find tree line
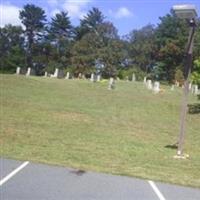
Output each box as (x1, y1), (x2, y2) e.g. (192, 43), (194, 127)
(0, 4), (200, 84)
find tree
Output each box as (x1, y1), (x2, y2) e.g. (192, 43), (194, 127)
(75, 7), (105, 40)
(49, 11), (73, 69)
(71, 33), (96, 76)
(128, 24), (157, 73)
(0, 25), (25, 73)
(155, 11), (188, 82)
(191, 58), (200, 86)
(19, 4), (46, 73)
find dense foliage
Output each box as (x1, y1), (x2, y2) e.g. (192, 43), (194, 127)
(0, 4), (200, 83)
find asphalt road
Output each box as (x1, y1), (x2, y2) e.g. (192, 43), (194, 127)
(0, 158), (200, 200)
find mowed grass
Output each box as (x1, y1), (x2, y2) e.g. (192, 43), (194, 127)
(0, 74), (200, 187)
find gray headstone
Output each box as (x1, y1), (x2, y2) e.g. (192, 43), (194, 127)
(153, 81), (160, 93)
(108, 77), (115, 90)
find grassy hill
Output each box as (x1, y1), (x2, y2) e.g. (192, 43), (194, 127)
(1, 74), (200, 187)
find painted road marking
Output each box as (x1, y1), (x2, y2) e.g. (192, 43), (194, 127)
(0, 161), (29, 186)
(148, 180), (166, 200)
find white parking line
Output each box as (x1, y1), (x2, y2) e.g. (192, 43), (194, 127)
(148, 180), (166, 200)
(0, 161), (29, 186)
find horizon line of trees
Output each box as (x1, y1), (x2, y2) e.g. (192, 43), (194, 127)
(0, 4), (200, 84)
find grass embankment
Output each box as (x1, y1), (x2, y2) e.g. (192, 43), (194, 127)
(0, 74), (200, 187)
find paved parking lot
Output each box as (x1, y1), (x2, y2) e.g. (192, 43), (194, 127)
(0, 157), (200, 200)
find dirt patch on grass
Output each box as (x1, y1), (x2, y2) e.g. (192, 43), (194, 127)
(53, 111), (90, 123)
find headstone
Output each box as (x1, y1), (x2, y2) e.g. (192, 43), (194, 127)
(82, 74), (86, 79)
(78, 73), (82, 79)
(143, 77), (147, 84)
(132, 73), (136, 82)
(54, 68), (59, 77)
(146, 80), (152, 90)
(90, 73), (94, 82)
(116, 77), (120, 81)
(65, 72), (70, 79)
(175, 81), (180, 87)
(97, 75), (101, 82)
(26, 68), (31, 76)
(50, 68), (59, 78)
(153, 81), (160, 93)
(44, 72), (48, 77)
(171, 85), (175, 91)
(189, 83), (192, 90)
(194, 85), (199, 95)
(126, 76), (129, 82)
(108, 77), (115, 90)
(16, 67), (21, 75)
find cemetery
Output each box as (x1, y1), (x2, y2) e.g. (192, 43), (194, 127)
(1, 2), (200, 193)
(1, 73), (200, 188)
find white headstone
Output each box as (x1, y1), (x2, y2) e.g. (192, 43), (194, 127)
(44, 72), (48, 77)
(65, 72), (70, 79)
(189, 83), (192, 90)
(171, 85), (175, 91)
(146, 80), (152, 90)
(153, 81), (160, 93)
(194, 85), (198, 95)
(132, 73), (136, 82)
(116, 77), (120, 81)
(175, 81), (180, 87)
(82, 74), (86, 79)
(143, 77), (147, 84)
(26, 68), (31, 76)
(16, 67), (21, 75)
(108, 77), (115, 90)
(78, 73), (82, 79)
(97, 75), (101, 82)
(90, 73), (94, 82)
(50, 68), (59, 78)
(54, 68), (58, 78)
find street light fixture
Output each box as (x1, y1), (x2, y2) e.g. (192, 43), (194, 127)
(172, 4), (198, 158)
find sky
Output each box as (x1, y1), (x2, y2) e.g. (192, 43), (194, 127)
(0, 0), (199, 36)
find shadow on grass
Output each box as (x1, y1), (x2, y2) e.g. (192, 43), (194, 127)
(165, 143), (178, 150)
(188, 103), (200, 114)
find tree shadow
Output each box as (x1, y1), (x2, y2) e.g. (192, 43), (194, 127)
(165, 143), (178, 150)
(188, 103), (200, 114)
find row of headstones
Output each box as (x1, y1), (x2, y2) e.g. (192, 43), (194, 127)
(16, 67), (199, 94)
(143, 77), (160, 94)
(16, 67), (32, 76)
(16, 67), (102, 81)
(17, 67), (115, 90)
(172, 81), (199, 95)
(16, 67), (133, 82)
(143, 76), (200, 95)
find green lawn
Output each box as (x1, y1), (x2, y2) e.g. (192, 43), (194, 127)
(0, 74), (200, 187)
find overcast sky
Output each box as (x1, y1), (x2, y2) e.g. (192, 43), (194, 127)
(0, 0), (199, 36)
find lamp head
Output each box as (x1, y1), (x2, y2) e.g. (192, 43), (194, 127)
(173, 4), (197, 19)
